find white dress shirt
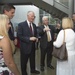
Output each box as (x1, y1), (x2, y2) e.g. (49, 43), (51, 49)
(27, 20), (34, 34)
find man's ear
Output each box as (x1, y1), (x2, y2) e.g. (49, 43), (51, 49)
(4, 10), (8, 13)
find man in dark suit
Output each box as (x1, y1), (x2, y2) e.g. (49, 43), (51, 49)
(17, 11), (40, 75)
(2, 4), (17, 51)
(38, 16), (56, 71)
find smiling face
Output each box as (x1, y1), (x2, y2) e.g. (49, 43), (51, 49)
(42, 16), (49, 26)
(4, 8), (15, 19)
(27, 11), (35, 23)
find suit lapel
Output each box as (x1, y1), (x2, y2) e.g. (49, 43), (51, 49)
(25, 21), (34, 36)
(25, 21), (30, 32)
(49, 25), (53, 40)
(42, 25), (45, 29)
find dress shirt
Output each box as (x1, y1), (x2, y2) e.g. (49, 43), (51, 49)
(27, 20), (34, 34)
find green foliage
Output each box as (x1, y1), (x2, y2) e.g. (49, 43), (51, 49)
(49, 17), (56, 25)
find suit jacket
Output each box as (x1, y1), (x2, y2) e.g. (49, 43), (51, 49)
(8, 22), (15, 41)
(17, 21), (37, 54)
(38, 25), (56, 49)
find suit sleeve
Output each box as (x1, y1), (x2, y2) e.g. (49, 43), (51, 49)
(8, 28), (15, 41)
(38, 26), (46, 36)
(53, 30), (64, 47)
(17, 23), (30, 43)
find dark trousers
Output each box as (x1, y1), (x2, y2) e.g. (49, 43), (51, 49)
(40, 41), (53, 67)
(20, 48), (35, 75)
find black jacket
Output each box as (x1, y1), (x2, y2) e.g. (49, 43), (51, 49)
(38, 25), (56, 49)
(17, 21), (37, 54)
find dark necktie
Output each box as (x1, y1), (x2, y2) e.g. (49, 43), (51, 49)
(30, 23), (32, 33)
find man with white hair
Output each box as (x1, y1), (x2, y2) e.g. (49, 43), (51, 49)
(38, 16), (56, 71)
(17, 11), (40, 75)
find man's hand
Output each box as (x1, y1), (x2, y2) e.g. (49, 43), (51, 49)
(36, 38), (38, 42)
(43, 26), (50, 32)
(14, 38), (17, 45)
(30, 37), (37, 41)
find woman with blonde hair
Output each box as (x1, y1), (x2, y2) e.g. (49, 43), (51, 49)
(0, 14), (20, 75)
(53, 17), (75, 75)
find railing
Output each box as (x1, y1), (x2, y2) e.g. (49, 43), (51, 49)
(54, 0), (69, 9)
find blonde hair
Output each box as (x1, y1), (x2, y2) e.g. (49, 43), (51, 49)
(0, 14), (9, 37)
(0, 14), (14, 53)
(62, 17), (73, 29)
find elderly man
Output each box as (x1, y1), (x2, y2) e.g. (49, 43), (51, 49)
(38, 16), (56, 71)
(17, 11), (40, 75)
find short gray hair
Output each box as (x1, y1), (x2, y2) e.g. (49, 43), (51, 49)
(27, 11), (34, 16)
(42, 16), (48, 21)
